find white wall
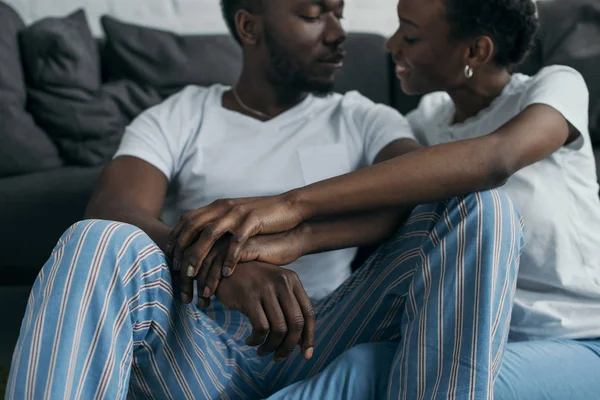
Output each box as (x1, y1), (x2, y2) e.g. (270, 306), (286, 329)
(3, 0), (400, 38)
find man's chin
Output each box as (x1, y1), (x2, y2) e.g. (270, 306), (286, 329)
(301, 79), (336, 97)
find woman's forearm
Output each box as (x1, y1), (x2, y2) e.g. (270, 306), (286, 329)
(289, 135), (508, 220)
(300, 208), (413, 255)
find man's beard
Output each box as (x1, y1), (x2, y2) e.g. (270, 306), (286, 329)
(263, 28), (335, 97)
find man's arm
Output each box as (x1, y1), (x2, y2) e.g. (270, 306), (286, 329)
(84, 156), (171, 253)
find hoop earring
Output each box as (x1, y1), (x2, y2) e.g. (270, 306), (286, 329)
(464, 65), (474, 79)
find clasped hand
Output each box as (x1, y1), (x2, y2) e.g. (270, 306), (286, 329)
(164, 195), (314, 361)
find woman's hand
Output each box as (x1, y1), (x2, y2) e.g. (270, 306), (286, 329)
(191, 227), (309, 305)
(166, 194), (305, 298)
(214, 261), (315, 362)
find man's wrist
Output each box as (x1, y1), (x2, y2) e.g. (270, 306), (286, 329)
(294, 222), (314, 256)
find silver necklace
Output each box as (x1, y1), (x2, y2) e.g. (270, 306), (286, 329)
(232, 86), (272, 119)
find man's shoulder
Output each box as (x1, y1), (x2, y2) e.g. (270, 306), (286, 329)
(160, 84), (219, 110)
(335, 90), (402, 116)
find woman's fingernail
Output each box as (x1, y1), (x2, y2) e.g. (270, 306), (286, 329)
(222, 267), (233, 277)
(187, 265), (195, 277)
(203, 287), (211, 298)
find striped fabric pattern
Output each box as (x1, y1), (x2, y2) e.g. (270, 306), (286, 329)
(7, 189), (523, 399)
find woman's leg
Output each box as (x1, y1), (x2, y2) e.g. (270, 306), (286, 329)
(266, 343), (396, 400)
(6, 220), (266, 400)
(267, 190), (524, 399)
(495, 338), (600, 399)
(266, 338), (600, 399)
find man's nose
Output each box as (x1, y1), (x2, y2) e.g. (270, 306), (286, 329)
(324, 14), (346, 46)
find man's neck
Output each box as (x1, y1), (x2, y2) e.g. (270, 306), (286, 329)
(227, 68), (309, 120)
(447, 68), (511, 124)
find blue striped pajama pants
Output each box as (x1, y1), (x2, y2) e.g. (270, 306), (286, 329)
(7, 189), (524, 400)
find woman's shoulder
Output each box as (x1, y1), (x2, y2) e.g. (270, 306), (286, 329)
(513, 65), (588, 100)
(529, 65), (585, 82)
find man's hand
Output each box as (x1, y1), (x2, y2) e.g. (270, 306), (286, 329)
(193, 227), (308, 304)
(166, 194), (304, 298)
(214, 261), (315, 362)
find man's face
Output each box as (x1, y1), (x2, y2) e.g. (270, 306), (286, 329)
(260, 0), (346, 96)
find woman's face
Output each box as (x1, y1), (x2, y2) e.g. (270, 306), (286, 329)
(386, 0), (471, 95)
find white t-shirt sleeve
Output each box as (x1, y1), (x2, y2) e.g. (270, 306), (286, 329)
(343, 91), (416, 165)
(406, 91), (450, 146)
(113, 86), (206, 180)
(520, 65), (590, 148)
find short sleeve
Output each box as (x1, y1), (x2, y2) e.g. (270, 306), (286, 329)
(343, 91), (416, 165)
(406, 92), (452, 146)
(113, 85), (207, 180)
(520, 66), (590, 149)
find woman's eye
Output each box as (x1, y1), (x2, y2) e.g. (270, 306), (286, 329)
(301, 15), (321, 22)
(404, 36), (419, 45)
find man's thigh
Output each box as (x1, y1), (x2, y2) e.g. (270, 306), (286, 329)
(495, 338), (600, 400)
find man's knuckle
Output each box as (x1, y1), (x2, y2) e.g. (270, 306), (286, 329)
(256, 324), (269, 335)
(272, 324), (288, 336)
(291, 316), (305, 331)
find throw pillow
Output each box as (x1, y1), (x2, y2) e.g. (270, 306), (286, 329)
(19, 9), (162, 166)
(100, 15), (242, 96)
(0, 1), (62, 177)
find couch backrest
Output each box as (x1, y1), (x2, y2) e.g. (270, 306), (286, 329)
(97, 33), (394, 107)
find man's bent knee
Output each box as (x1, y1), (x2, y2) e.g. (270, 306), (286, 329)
(52, 219), (165, 276)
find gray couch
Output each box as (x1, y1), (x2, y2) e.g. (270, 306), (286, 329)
(1, 0), (599, 366)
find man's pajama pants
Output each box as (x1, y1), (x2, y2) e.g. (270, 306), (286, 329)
(7, 189), (524, 399)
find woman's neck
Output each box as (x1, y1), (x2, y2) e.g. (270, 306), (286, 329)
(447, 69), (512, 124)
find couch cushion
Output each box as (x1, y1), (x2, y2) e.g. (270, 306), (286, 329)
(334, 33), (393, 105)
(101, 15), (242, 97)
(100, 17), (393, 105)
(19, 10), (162, 166)
(536, 0), (600, 144)
(0, 166), (104, 284)
(0, 1), (62, 177)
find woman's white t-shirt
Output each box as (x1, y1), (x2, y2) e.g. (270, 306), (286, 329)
(407, 65), (600, 340)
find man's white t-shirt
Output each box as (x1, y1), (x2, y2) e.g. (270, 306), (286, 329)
(115, 84), (414, 300)
(407, 66), (600, 340)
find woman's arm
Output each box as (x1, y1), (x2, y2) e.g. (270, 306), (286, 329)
(291, 104), (572, 219)
(170, 103), (575, 274)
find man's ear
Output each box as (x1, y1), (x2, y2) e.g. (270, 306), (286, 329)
(464, 35), (495, 68)
(235, 9), (263, 45)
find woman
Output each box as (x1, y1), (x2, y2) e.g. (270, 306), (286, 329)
(171, 0), (600, 397)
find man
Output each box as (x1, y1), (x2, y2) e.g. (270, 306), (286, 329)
(7, 0), (523, 398)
